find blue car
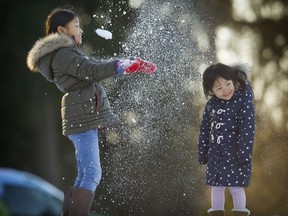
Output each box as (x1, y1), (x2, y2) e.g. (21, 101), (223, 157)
(0, 167), (63, 216)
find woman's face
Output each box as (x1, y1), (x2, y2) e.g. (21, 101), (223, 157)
(211, 76), (235, 100)
(61, 17), (83, 45)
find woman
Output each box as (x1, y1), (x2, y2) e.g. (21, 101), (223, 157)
(27, 7), (156, 216)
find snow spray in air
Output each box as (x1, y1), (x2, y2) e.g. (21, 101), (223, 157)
(97, 0), (214, 215)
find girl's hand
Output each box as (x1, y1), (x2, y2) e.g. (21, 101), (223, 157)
(116, 59), (140, 74)
(116, 57), (157, 75)
(135, 57), (157, 74)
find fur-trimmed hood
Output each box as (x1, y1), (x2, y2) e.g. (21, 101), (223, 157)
(26, 33), (74, 79)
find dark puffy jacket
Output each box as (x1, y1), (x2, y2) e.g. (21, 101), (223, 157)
(27, 33), (120, 136)
(198, 81), (255, 187)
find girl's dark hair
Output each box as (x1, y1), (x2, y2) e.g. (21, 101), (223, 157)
(45, 8), (77, 35)
(202, 63), (247, 99)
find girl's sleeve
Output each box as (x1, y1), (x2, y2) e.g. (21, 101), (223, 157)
(237, 81), (256, 163)
(198, 104), (210, 164)
(54, 47), (118, 82)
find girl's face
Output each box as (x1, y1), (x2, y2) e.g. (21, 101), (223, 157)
(211, 76), (235, 100)
(61, 17), (83, 45)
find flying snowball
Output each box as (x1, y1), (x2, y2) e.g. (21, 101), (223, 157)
(95, 28), (112, 40)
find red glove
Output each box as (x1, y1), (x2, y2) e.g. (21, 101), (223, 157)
(135, 58), (157, 74)
(116, 58), (157, 75)
(116, 59), (140, 74)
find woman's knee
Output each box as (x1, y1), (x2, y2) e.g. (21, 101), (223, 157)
(86, 166), (102, 183)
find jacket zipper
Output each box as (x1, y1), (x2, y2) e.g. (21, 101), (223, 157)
(95, 93), (99, 112)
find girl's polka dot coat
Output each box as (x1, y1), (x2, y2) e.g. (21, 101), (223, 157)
(198, 80), (255, 187)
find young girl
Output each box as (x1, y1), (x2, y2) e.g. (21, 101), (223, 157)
(27, 7), (156, 216)
(198, 63), (255, 216)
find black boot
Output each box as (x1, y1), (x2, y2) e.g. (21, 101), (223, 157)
(69, 187), (95, 216)
(61, 186), (72, 216)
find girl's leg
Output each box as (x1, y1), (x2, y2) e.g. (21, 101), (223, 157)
(68, 129), (102, 192)
(73, 149), (84, 188)
(229, 187), (246, 210)
(211, 186), (226, 210)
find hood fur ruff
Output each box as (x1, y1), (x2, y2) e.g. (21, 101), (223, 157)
(27, 33), (74, 72)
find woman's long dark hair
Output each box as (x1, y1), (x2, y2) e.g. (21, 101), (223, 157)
(45, 8), (77, 35)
